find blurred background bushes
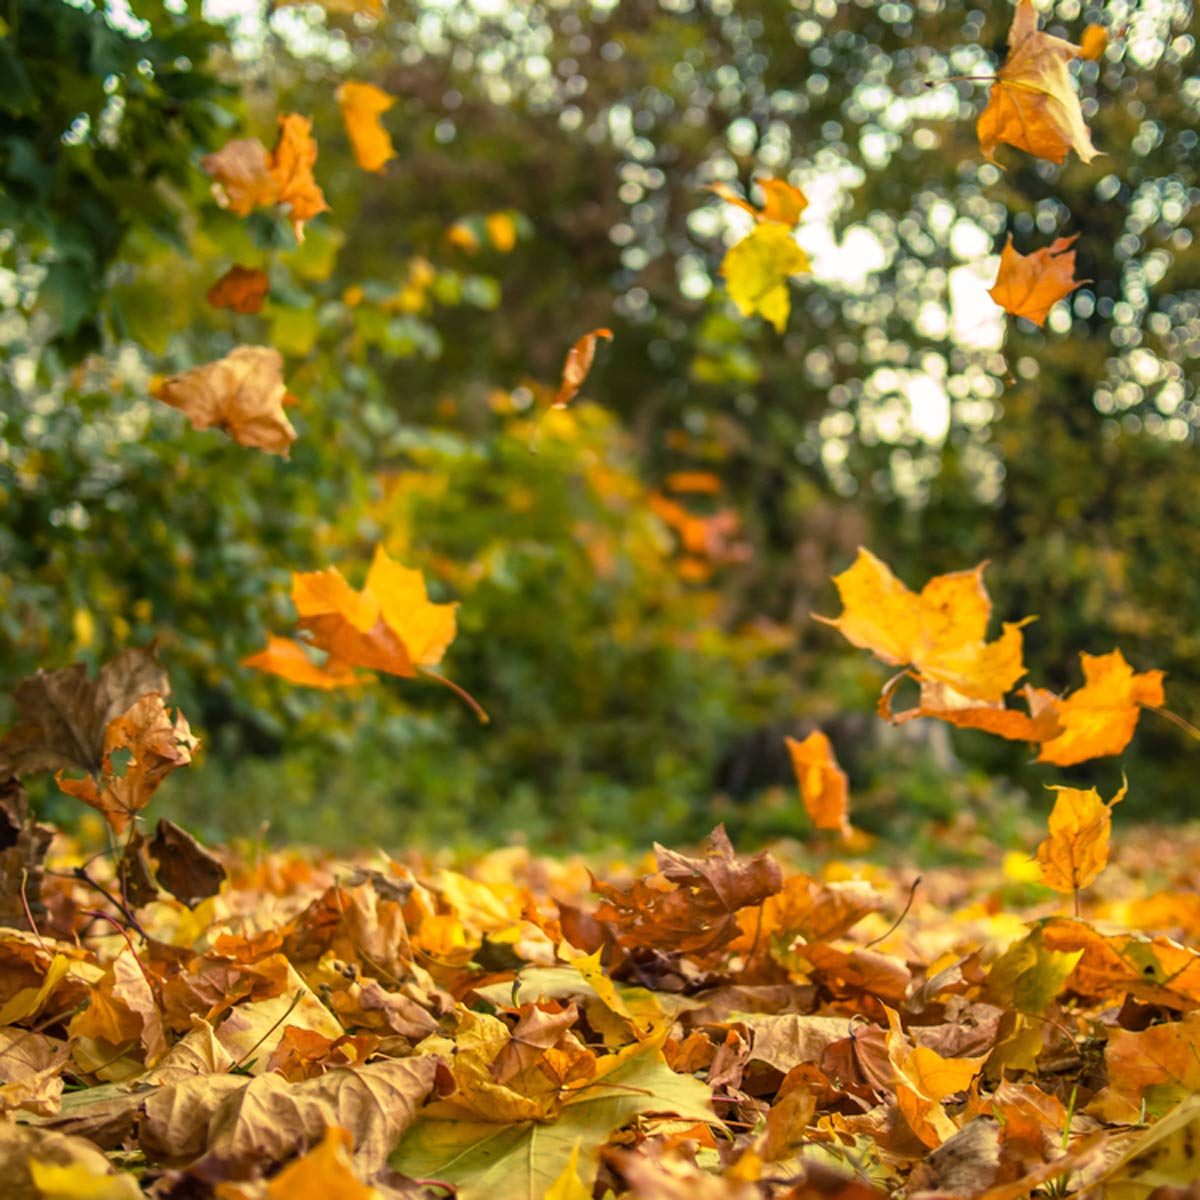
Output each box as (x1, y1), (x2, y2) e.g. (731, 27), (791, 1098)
(1, 0), (1197, 847)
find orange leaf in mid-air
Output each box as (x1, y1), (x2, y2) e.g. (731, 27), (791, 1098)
(988, 235), (1085, 326)
(152, 347), (298, 457)
(269, 114), (329, 242)
(248, 547), (486, 719)
(554, 328), (613, 409)
(202, 114), (328, 242)
(883, 677), (1062, 744)
(241, 635), (360, 691)
(709, 176), (808, 227)
(1035, 781), (1126, 895)
(337, 82), (396, 174)
(1037, 650), (1165, 766)
(976, 0), (1100, 165)
(55, 695), (197, 836)
(815, 548), (1031, 704)
(1079, 24), (1108, 61)
(786, 731), (850, 838)
(206, 266), (269, 315)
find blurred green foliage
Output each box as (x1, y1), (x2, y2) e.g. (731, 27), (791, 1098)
(2, 0), (1198, 846)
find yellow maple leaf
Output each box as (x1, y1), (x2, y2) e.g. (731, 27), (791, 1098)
(721, 223), (809, 332)
(1035, 781), (1126, 895)
(785, 730), (850, 838)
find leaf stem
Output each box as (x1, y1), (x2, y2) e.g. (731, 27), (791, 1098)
(1148, 705), (1200, 744)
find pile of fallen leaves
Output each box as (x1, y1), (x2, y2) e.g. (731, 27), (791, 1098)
(2, 809), (1200, 1199)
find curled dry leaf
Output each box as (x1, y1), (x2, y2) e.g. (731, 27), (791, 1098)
(721, 222), (809, 332)
(554, 328), (613, 409)
(152, 346), (298, 457)
(202, 114), (328, 242)
(976, 0), (1100, 165)
(337, 81), (396, 173)
(206, 265), (270, 314)
(988, 235), (1086, 326)
(55, 694), (197, 836)
(785, 730), (850, 838)
(815, 548), (1030, 705)
(150, 818), (227, 907)
(0, 646), (167, 779)
(708, 175), (808, 226)
(1035, 781), (1126, 895)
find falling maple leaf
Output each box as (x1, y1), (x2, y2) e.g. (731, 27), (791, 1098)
(988, 235), (1086, 326)
(1035, 781), (1126, 896)
(202, 114), (328, 242)
(55, 694), (197, 836)
(1079, 24), (1108, 61)
(976, 0), (1100, 165)
(709, 176), (808, 226)
(815, 548), (1031, 704)
(152, 346), (298, 457)
(554, 328), (613, 409)
(206, 266), (270, 315)
(785, 730), (850, 838)
(337, 81), (396, 173)
(248, 547), (486, 720)
(721, 223), (809, 332)
(1037, 649), (1165, 765)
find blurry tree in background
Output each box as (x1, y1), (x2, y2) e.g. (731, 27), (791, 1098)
(0, 0), (1196, 846)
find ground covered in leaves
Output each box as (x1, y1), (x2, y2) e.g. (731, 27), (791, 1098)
(3, 816), (1200, 1200)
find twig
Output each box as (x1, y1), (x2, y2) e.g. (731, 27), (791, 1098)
(864, 875), (922, 949)
(65, 866), (148, 939)
(1149, 705), (1200, 744)
(19, 868), (48, 953)
(232, 989), (305, 1070)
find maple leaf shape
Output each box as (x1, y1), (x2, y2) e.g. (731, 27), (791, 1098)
(1037, 649), (1165, 766)
(1035, 781), (1126, 894)
(337, 81), (396, 173)
(249, 547), (486, 719)
(977, 0), (1100, 165)
(988, 234), (1086, 326)
(785, 730), (850, 838)
(709, 176), (808, 226)
(721, 223), (809, 332)
(554, 328), (613, 409)
(55, 694), (197, 836)
(152, 346), (298, 457)
(206, 266), (269, 315)
(815, 548), (1030, 704)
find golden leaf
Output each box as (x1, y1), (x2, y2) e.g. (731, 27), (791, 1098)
(337, 82), (396, 174)
(977, 0), (1100, 165)
(709, 176), (808, 226)
(721, 223), (809, 332)
(152, 346), (298, 457)
(1035, 781), (1126, 894)
(988, 235), (1085, 326)
(206, 266), (270, 315)
(785, 730), (850, 837)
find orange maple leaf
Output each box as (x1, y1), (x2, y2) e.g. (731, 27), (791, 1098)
(152, 347), (298, 457)
(206, 266), (270, 315)
(708, 176), (808, 227)
(976, 0), (1100, 165)
(989, 235), (1086, 326)
(1037, 649), (1165, 766)
(1035, 781), (1126, 895)
(247, 547), (486, 720)
(554, 328), (613, 409)
(337, 82), (396, 173)
(815, 548), (1031, 704)
(56, 694), (197, 836)
(786, 730), (850, 838)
